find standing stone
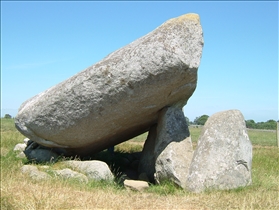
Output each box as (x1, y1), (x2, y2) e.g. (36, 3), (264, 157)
(15, 13), (203, 157)
(154, 106), (193, 189)
(139, 106), (193, 188)
(138, 125), (157, 182)
(187, 110), (252, 193)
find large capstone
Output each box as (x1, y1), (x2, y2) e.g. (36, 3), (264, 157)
(15, 13), (203, 156)
(187, 110), (253, 193)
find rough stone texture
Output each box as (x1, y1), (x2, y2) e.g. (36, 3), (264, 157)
(16, 151), (26, 159)
(14, 143), (28, 159)
(14, 143), (27, 152)
(21, 165), (50, 181)
(139, 106), (193, 188)
(154, 107), (193, 188)
(63, 160), (114, 181)
(24, 138), (30, 144)
(24, 141), (59, 163)
(124, 179), (149, 191)
(138, 125), (157, 182)
(54, 168), (88, 183)
(14, 13), (203, 156)
(187, 110), (252, 193)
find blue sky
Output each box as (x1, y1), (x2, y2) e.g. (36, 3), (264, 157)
(1, 1), (278, 122)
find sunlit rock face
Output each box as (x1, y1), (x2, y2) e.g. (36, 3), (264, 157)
(15, 13), (203, 156)
(187, 110), (253, 193)
(138, 106), (194, 188)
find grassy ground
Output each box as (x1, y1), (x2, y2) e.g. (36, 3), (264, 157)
(1, 118), (278, 209)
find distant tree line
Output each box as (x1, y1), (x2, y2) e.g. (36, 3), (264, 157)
(187, 115), (278, 130)
(185, 115), (209, 126)
(245, 119), (277, 130)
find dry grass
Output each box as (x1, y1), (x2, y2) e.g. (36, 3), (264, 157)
(1, 119), (278, 209)
(1, 178), (200, 210)
(1, 171), (278, 210)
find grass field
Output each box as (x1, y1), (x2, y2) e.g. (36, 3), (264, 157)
(1, 118), (278, 209)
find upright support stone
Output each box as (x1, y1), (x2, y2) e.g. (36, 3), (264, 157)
(138, 106), (193, 188)
(154, 106), (193, 189)
(138, 125), (157, 183)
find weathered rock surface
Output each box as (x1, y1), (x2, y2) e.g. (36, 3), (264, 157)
(14, 142), (27, 159)
(139, 106), (193, 188)
(14, 143), (27, 152)
(63, 160), (114, 181)
(20, 160), (113, 182)
(187, 110), (252, 193)
(154, 107), (193, 188)
(24, 141), (59, 163)
(124, 179), (149, 191)
(21, 165), (50, 181)
(54, 168), (88, 183)
(15, 13), (203, 156)
(138, 125), (157, 182)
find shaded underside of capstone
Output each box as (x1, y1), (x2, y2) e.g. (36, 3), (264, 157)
(15, 13), (203, 156)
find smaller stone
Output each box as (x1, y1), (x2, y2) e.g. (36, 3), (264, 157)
(39, 165), (50, 169)
(16, 151), (26, 159)
(63, 160), (114, 182)
(23, 138), (30, 144)
(24, 148), (59, 163)
(124, 179), (149, 191)
(14, 143), (27, 152)
(21, 165), (50, 181)
(24, 141), (59, 163)
(54, 168), (88, 183)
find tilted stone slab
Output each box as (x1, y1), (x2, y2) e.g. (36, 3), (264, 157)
(15, 13), (203, 156)
(187, 110), (252, 193)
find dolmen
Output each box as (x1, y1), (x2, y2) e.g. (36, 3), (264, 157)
(14, 13), (253, 192)
(15, 13), (204, 157)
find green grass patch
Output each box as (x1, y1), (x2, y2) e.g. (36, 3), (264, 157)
(130, 132), (148, 142)
(147, 180), (185, 196)
(1, 118), (16, 132)
(247, 129), (277, 146)
(189, 126), (277, 147)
